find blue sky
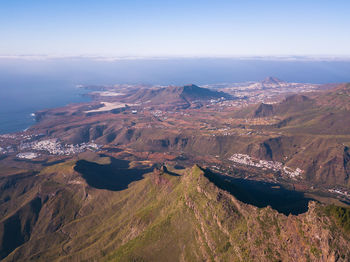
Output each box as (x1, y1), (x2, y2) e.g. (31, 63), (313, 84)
(1, 0), (349, 57)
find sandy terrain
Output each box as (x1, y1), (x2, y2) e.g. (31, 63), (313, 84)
(84, 102), (136, 113)
(92, 91), (125, 97)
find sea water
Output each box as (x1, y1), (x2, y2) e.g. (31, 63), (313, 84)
(1, 57), (350, 134)
(0, 79), (90, 134)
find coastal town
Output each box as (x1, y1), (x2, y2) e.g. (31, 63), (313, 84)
(0, 133), (100, 159)
(205, 77), (321, 104)
(228, 153), (304, 179)
(0, 80), (348, 208)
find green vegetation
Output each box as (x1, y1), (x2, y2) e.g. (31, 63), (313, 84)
(325, 204), (350, 234)
(310, 246), (321, 258)
(1, 160), (350, 261)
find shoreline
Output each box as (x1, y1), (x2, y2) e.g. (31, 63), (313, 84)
(0, 89), (91, 135)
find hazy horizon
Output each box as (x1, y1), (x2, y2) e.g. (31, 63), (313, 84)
(2, 55), (350, 61)
(2, 57), (350, 85)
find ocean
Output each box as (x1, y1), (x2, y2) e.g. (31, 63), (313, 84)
(1, 57), (350, 134)
(0, 78), (90, 134)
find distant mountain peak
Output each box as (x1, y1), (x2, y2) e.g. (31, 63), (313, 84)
(262, 76), (285, 85)
(180, 84), (232, 100)
(183, 84), (199, 88)
(122, 84), (232, 110)
(181, 84), (202, 93)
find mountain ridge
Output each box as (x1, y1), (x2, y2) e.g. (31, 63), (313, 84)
(1, 159), (349, 261)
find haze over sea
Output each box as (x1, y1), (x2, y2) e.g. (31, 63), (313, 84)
(1, 57), (350, 134)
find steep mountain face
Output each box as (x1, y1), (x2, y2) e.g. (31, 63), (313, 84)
(0, 161), (349, 261)
(228, 85), (349, 187)
(252, 94), (314, 118)
(123, 84), (232, 106)
(253, 103), (274, 117)
(251, 84), (350, 133)
(179, 84), (232, 100)
(248, 136), (350, 187)
(316, 83), (350, 110)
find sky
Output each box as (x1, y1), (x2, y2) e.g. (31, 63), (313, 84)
(1, 0), (350, 57)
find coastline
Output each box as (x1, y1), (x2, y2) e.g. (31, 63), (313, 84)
(0, 87), (91, 135)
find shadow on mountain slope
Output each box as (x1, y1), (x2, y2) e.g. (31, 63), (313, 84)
(204, 169), (314, 215)
(0, 197), (42, 259)
(74, 157), (153, 191)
